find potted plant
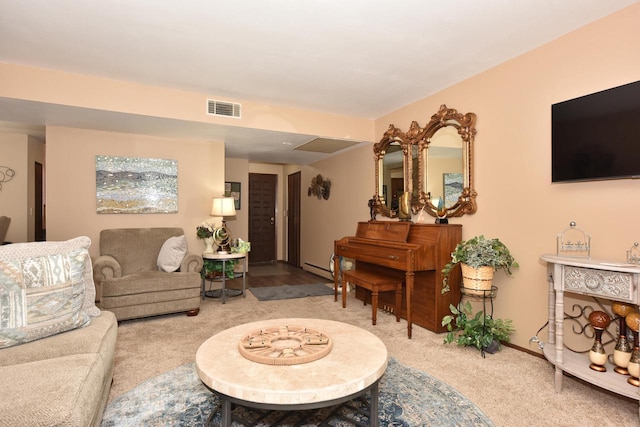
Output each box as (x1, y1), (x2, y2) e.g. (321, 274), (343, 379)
(442, 301), (515, 353)
(441, 235), (518, 294)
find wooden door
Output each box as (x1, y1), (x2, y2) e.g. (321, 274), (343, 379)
(249, 173), (277, 264)
(287, 171), (301, 267)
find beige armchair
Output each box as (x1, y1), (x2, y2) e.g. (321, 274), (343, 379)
(93, 227), (203, 321)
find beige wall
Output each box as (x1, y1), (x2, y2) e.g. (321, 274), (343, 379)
(0, 134), (27, 242)
(45, 126), (225, 258)
(302, 144), (374, 278)
(0, 63), (374, 143)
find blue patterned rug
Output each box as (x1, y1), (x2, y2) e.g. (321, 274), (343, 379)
(102, 358), (494, 426)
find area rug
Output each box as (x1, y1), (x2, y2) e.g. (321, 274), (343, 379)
(248, 266), (291, 277)
(249, 283), (334, 301)
(101, 358), (494, 427)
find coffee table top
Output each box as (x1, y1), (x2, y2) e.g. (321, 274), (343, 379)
(195, 318), (388, 405)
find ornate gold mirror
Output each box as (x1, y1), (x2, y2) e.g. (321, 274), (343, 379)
(373, 104), (477, 219)
(373, 127), (409, 218)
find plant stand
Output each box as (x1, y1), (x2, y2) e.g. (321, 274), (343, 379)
(461, 285), (498, 357)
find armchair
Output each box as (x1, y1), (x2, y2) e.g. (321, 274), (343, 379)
(93, 227), (203, 321)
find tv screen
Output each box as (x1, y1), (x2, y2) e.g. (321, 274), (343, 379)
(551, 80), (640, 183)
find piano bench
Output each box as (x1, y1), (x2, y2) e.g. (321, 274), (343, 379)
(342, 270), (403, 326)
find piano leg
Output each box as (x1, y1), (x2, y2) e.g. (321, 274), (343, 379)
(333, 254), (340, 302)
(405, 272), (414, 339)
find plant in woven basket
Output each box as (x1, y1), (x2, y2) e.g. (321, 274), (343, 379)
(441, 235), (518, 294)
(442, 301), (515, 353)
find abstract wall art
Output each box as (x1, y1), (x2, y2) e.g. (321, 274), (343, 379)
(96, 155), (178, 214)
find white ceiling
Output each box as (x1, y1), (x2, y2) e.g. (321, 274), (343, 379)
(0, 0), (636, 164)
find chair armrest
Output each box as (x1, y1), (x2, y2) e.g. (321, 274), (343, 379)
(92, 255), (122, 282)
(181, 252), (203, 273)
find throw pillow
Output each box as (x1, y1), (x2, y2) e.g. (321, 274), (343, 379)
(157, 235), (187, 272)
(0, 248), (91, 349)
(0, 236), (100, 317)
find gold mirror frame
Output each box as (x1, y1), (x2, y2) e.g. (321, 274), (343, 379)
(373, 104), (477, 219)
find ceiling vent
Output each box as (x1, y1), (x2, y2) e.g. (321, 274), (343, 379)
(207, 99), (241, 118)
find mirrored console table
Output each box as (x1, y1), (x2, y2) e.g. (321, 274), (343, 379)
(540, 255), (640, 409)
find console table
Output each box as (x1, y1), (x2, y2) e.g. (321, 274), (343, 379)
(540, 255), (640, 407)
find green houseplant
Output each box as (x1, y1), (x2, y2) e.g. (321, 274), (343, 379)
(442, 301), (515, 353)
(441, 235), (519, 294)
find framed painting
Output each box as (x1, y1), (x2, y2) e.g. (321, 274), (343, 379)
(443, 173), (463, 208)
(96, 155), (178, 214)
(225, 181), (241, 210)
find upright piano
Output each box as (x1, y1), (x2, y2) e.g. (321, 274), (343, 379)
(334, 221), (462, 337)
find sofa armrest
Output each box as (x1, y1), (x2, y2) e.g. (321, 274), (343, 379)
(181, 252), (203, 273)
(93, 255), (122, 281)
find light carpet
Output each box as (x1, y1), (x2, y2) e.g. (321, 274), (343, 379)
(101, 358), (494, 426)
(107, 288), (640, 426)
(249, 283), (334, 301)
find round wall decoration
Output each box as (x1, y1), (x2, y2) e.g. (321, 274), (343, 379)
(238, 325), (332, 365)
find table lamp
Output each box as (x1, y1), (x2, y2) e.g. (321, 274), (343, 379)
(210, 196), (236, 253)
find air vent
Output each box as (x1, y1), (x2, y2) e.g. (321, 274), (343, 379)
(207, 99), (241, 118)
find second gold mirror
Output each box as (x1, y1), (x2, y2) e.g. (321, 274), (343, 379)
(373, 104), (477, 219)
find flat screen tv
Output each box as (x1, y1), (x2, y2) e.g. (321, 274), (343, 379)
(551, 80), (640, 183)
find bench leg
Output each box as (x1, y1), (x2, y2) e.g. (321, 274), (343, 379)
(342, 280), (348, 308)
(371, 290), (378, 325)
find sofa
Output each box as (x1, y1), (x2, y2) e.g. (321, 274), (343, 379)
(0, 237), (118, 427)
(93, 227), (203, 321)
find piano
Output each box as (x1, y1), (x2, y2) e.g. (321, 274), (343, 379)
(334, 221), (462, 338)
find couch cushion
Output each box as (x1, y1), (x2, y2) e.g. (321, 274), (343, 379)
(0, 311), (117, 367)
(101, 271), (201, 297)
(157, 235), (187, 272)
(0, 249), (91, 349)
(0, 236), (100, 316)
(0, 353), (107, 427)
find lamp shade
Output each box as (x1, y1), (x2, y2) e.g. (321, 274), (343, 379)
(211, 197), (236, 217)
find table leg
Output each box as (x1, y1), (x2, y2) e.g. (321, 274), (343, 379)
(242, 256), (246, 298)
(221, 398), (231, 427)
(221, 259), (227, 304)
(370, 381), (379, 427)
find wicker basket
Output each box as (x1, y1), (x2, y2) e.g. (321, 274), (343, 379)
(461, 264), (494, 296)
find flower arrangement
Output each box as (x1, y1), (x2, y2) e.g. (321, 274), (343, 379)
(196, 221), (214, 239)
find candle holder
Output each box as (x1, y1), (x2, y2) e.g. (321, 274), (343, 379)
(625, 312), (640, 387)
(612, 302), (635, 375)
(588, 311), (611, 372)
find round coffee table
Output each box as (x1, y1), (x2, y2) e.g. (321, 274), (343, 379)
(195, 318), (388, 426)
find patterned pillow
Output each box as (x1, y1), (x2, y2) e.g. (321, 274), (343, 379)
(0, 237), (99, 317)
(0, 248), (91, 349)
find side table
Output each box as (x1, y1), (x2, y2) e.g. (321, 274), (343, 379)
(202, 252), (247, 304)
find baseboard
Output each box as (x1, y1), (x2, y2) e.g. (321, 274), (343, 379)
(303, 262), (333, 281)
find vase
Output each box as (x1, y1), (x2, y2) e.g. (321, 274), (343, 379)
(626, 312), (640, 387)
(588, 311), (611, 372)
(203, 237), (215, 254)
(612, 302), (634, 375)
(461, 264), (494, 296)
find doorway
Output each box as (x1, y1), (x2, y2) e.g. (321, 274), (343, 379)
(287, 171), (301, 267)
(248, 173), (277, 264)
(35, 162), (45, 241)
